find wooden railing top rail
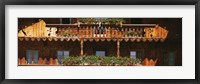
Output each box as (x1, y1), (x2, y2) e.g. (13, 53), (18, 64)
(46, 24), (157, 27)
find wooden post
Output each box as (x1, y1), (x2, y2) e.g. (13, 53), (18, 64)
(80, 40), (84, 56)
(117, 40), (120, 57)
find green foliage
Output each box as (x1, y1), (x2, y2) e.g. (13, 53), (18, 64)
(78, 18), (126, 24)
(63, 55), (141, 66)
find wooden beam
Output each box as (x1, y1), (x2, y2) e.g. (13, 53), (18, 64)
(80, 40), (84, 56)
(117, 40), (120, 57)
(46, 24), (157, 27)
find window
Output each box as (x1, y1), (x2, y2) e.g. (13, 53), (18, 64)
(57, 50), (69, 64)
(130, 50), (143, 59)
(168, 52), (175, 66)
(130, 51), (136, 59)
(26, 50), (38, 64)
(163, 51), (176, 66)
(96, 51), (105, 56)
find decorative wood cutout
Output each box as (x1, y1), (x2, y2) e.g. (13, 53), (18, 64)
(72, 38), (76, 42)
(19, 20), (48, 37)
(19, 38), (24, 41)
(25, 38), (29, 41)
(107, 39), (111, 42)
(60, 38), (64, 41)
(160, 38), (165, 42)
(136, 38), (141, 42)
(31, 38), (35, 41)
(36, 38), (41, 41)
(84, 39), (87, 42)
(142, 38), (147, 42)
(89, 39), (93, 42)
(66, 38), (70, 41)
(42, 38), (47, 41)
(118, 39), (123, 42)
(112, 39), (117, 41)
(130, 38), (136, 42)
(95, 39), (100, 42)
(54, 38), (58, 41)
(124, 38), (129, 42)
(48, 38), (53, 41)
(147, 38), (153, 42)
(154, 38), (159, 42)
(101, 39), (105, 42)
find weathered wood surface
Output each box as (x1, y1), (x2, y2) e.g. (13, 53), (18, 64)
(18, 20), (168, 41)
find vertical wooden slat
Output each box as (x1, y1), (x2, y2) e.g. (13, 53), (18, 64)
(80, 40), (84, 56)
(90, 26), (93, 38)
(117, 40), (120, 57)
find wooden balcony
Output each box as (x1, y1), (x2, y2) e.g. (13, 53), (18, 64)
(18, 20), (168, 42)
(17, 20), (170, 57)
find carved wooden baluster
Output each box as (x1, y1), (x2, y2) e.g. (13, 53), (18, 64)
(84, 27), (86, 37)
(33, 23), (35, 37)
(95, 26), (98, 37)
(70, 27), (73, 37)
(93, 26), (95, 37)
(118, 28), (120, 38)
(90, 26), (93, 38)
(102, 26), (104, 37)
(115, 28), (117, 38)
(87, 26), (90, 38)
(113, 28), (116, 38)
(128, 28), (130, 37)
(66, 27), (69, 37)
(141, 28), (143, 37)
(110, 27), (112, 38)
(101, 27), (104, 37)
(35, 22), (37, 37)
(103, 26), (106, 37)
(79, 27), (83, 38)
(85, 26), (88, 38)
(124, 27), (127, 37)
(107, 26), (110, 38)
(160, 27), (162, 38)
(111, 28), (115, 38)
(83, 26), (86, 37)
(136, 28), (139, 37)
(82, 27), (84, 38)
(78, 27), (80, 37)
(76, 27), (79, 37)
(37, 22), (40, 37)
(160, 27), (163, 38)
(154, 26), (157, 38)
(36, 22), (39, 37)
(35, 21), (38, 36)
(96, 26), (99, 37)
(71, 26), (74, 37)
(50, 27), (55, 37)
(100, 27), (102, 37)
(115, 28), (118, 38)
(59, 28), (62, 37)
(158, 27), (161, 38)
(74, 26), (77, 37)
(144, 28), (147, 38)
(121, 28), (124, 37)
(119, 29), (122, 38)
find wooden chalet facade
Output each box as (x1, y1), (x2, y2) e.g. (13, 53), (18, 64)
(18, 18), (182, 66)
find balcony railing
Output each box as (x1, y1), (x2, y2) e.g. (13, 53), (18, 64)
(18, 20), (168, 42)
